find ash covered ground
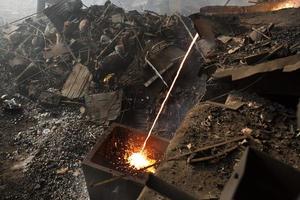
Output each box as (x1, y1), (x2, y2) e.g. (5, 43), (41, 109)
(1, 1), (300, 200)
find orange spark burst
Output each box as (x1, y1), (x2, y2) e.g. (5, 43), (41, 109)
(127, 152), (156, 173)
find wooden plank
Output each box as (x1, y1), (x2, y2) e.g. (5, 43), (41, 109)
(62, 63), (91, 99)
(69, 66), (88, 98)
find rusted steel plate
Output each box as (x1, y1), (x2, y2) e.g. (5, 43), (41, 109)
(85, 90), (123, 123)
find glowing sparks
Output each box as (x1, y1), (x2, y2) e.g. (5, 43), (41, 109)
(127, 152), (156, 173)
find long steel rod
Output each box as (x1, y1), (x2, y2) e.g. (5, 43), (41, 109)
(141, 33), (199, 151)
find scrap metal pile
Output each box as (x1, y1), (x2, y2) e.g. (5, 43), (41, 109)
(190, 5), (300, 101)
(139, 4), (300, 200)
(0, 0), (193, 125)
(1, 0), (300, 200)
(0, 1), (203, 200)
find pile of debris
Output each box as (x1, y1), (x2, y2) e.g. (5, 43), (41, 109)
(0, 1), (205, 200)
(189, 5), (300, 103)
(139, 92), (300, 199)
(139, 4), (300, 200)
(1, 0), (300, 200)
(0, 0), (195, 124)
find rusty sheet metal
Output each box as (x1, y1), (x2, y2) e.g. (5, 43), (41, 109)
(85, 90), (123, 122)
(144, 45), (185, 87)
(220, 147), (300, 200)
(82, 123), (169, 200)
(190, 16), (215, 42)
(213, 54), (300, 81)
(61, 63), (91, 99)
(43, 0), (82, 32)
(44, 43), (69, 59)
(43, 0), (70, 32)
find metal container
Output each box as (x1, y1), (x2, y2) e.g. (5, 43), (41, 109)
(82, 123), (169, 200)
(221, 148), (300, 200)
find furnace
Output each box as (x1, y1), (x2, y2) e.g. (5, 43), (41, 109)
(82, 123), (169, 200)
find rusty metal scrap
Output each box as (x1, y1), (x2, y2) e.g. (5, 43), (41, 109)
(144, 45), (185, 87)
(1, 0), (194, 104)
(213, 54), (300, 81)
(83, 124), (169, 200)
(43, 0), (83, 32)
(220, 148), (300, 200)
(188, 145), (239, 164)
(84, 90), (123, 122)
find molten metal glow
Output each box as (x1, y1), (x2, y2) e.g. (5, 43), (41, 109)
(127, 152), (156, 173)
(272, 0), (299, 11)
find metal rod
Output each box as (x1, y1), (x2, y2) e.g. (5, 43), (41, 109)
(91, 175), (126, 187)
(224, 0), (232, 6)
(145, 52), (169, 87)
(144, 63), (174, 87)
(175, 13), (207, 62)
(251, 27), (271, 40)
(98, 29), (124, 58)
(189, 145), (239, 163)
(142, 33), (200, 151)
(170, 135), (247, 160)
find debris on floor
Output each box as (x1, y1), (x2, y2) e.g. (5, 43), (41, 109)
(1, 0), (300, 200)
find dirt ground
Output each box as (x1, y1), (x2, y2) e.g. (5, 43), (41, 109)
(0, 97), (105, 200)
(139, 93), (300, 199)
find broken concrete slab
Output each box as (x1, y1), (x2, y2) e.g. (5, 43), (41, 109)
(282, 60), (300, 72)
(198, 39), (216, 57)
